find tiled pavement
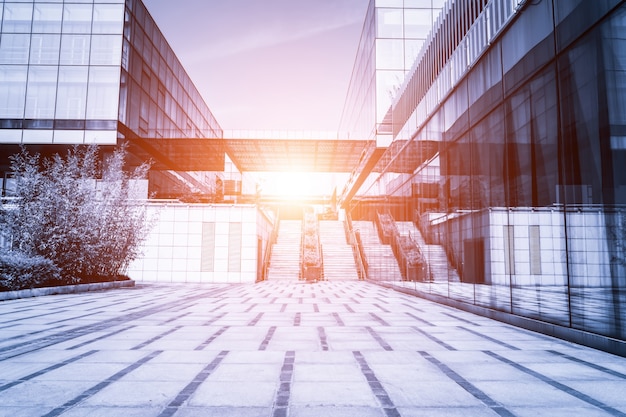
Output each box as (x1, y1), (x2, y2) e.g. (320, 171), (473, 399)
(1, 281), (626, 417)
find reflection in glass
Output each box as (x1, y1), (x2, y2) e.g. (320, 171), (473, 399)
(0, 34), (31, 64)
(30, 34), (61, 65)
(60, 34), (91, 65)
(56, 66), (88, 119)
(92, 4), (124, 34)
(25, 66), (59, 119)
(0, 65), (27, 118)
(90, 35), (123, 65)
(32, 3), (63, 33)
(63, 4), (94, 34)
(87, 66), (121, 120)
(2, 3), (33, 33)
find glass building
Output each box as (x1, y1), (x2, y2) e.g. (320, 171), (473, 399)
(0, 0), (223, 198)
(341, 0), (626, 344)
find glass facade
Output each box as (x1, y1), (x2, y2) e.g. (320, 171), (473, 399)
(0, 0), (126, 144)
(0, 0), (223, 198)
(120, 0), (220, 140)
(339, 0), (444, 142)
(346, 0), (626, 342)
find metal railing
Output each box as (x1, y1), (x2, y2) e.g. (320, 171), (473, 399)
(344, 212), (367, 280)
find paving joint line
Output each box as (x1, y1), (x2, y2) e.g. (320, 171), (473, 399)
(369, 313), (390, 326)
(332, 312), (345, 326)
(366, 326), (393, 351)
(272, 351), (295, 417)
(412, 326), (456, 351)
(485, 350), (626, 416)
(405, 312), (434, 326)
(443, 312), (481, 326)
(0, 286), (236, 360)
(195, 326), (229, 351)
(132, 325), (183, 350)
(353, 351), (400, 417)
(157, 350), (229, 417)
(318, 326), (329, 351)
(0, 350), (99, 393)
(547, 350), (626, 379)
(248, 312), (264, 326)
(40, 350), (162, 417)
(459, 326), (520, 350)
(67, 325), (136, 350)
(419, 350), (515, 417)
(259, 326), (277, 351)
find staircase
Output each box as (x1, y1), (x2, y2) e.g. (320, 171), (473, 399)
(266, 220), (301, 280)
(396, 221), (460, 282)
(319, 221), (359, 281)
(352, 221), (402, 281)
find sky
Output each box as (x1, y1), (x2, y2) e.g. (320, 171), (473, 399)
(142, 0), (370, 133)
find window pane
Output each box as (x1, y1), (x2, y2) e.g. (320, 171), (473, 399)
(60, 34), (91, 65)
(90, 35), (122, 66)
(377, 8), (404, 38)
(56, 66), (88, 119)
(25, 66), (58, 118)
(0, 34), (30, 64)
(63, 4), (93, 34)
(30, 34), (61, 65)
(92, 3), (124, 34)
(87, 66), (120, 120)
(33, 3), (63, 33)
(0, 65), (27, 118)
(404, 9), (434, 39)
(2, 3), (33, 33)
(376, 38), (404, 70)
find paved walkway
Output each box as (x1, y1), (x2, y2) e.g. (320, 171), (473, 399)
(0, 281), (625, 417)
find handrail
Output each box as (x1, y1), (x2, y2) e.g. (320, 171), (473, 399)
(408, 230), (431, 281)
(344, 212), (367, 280)
(258, 211), (280, 282)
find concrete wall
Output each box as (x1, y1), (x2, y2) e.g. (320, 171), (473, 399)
(127, 203), (274, 283)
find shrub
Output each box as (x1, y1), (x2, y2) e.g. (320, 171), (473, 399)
(397, 235), (424, 266)
(377, 212), (397, 243)
(0, 250), (61, 291)
(302, 211), (321, 267)
(0, 144), (152, 283)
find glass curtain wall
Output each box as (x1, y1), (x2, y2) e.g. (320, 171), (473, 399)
(351, 0), (626, 341)
(120, 0), (221, 140)
(0, 0), (125, 144)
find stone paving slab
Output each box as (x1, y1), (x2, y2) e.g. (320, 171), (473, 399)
(0, 281), (625, 416)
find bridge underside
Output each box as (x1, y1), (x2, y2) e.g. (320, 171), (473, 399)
(125, 137), (371, 173)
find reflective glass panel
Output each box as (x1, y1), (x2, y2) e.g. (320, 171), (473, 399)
(32, 3), (63, 33)
(60, 34), (91, 65)
(377, 8), (404, 38)
(404, 9), (433, 39)
(90, 35), (122, 65)
(2, 3), (33, 33)
(376, 38), (404, 70)
(56, 66), (88, 119)
(0, 65), (27, 118)
(29, 34), (61, 65)
(92, 3), (124, 34)
(62, 4), (93, 34)
(0, 33), (30, 64)
(25, 66), (58, 118)
(86, 66), (120, 120)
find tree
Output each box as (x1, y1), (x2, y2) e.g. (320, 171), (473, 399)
(0, 144), (152, 284)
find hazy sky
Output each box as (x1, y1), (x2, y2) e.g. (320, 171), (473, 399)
(142, 0), (370, 133)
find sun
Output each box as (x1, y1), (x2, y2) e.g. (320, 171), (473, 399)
(256, 171), (328, 200)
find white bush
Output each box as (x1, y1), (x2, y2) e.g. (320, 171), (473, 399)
(0, 144), (152, 282)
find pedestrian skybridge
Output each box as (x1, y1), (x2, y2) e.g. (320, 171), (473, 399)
(128, 130), (371, 173)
